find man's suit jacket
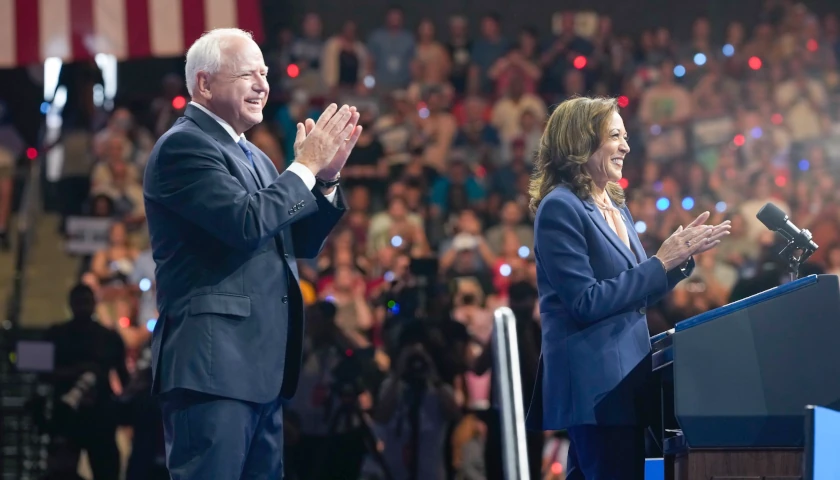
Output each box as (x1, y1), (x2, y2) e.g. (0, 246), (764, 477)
(526, 186), (693, 431)
(143, 105), (344, 404)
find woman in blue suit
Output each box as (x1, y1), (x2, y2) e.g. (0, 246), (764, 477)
(525, 97), (730, 479)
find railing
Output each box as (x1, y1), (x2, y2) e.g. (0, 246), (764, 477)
(2, 126), (44, 480)
(492, 307), (531, 480)
(4, 147), (42, 329)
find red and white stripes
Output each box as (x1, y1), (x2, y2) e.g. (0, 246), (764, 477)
(0, 0), (264, 68)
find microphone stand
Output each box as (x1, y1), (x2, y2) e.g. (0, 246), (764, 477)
(777, 237), (816, 282)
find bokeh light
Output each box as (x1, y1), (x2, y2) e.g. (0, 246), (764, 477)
(635, 221), (647, 233)
(798, 159), (810, 171)
(171, 96), (186, 109)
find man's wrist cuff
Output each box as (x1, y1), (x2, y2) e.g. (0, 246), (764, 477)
(315, 173), (340, 188)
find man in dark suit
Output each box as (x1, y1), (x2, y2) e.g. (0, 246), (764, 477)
(142, 28), (363, 479)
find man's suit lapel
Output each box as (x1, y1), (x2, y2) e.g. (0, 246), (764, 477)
(248, 141), (276, 189)
(584, 198), (636, 267)
(185, 105), (261, 186)
(225, 141), (262, 187)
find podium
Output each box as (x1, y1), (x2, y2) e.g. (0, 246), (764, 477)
(650, 274), (840, 480)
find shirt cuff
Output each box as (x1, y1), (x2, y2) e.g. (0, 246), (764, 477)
(324, 189), (337, 204)
(286, 162), (316, 191)
(286, 162), (338, 205)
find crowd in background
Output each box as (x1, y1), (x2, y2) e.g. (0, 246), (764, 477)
(29, 1), (840, 479)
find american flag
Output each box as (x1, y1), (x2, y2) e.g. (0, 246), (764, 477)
(0, 0), (264, 68)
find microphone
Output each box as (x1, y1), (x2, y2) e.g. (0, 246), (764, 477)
(756, 202), (818, 252)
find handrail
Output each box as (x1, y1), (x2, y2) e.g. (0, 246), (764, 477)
(5, 149), (42, 329)
(492, 306), (531, 480)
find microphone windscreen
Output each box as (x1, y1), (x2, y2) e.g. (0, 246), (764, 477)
(756, 202), (788, 230)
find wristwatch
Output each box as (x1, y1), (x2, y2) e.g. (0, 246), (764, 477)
(315, 173), (340, 188)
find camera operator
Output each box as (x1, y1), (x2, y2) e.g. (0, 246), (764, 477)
(43, 284), (129, 480)
(376, 253), (448, 358)
(373, 341), (461, 480)
(287, 301), (384, 480)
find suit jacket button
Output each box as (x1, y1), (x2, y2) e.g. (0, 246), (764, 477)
(638, 307), (646, 315)
(282, 296), (288, 304)
(284, 253), (289, 258)
(288, 209), (294, 215)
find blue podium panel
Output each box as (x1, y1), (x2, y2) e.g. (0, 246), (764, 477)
(652, 275), (840, 449)
(805, 405), (840, 480)
(644, 458), (664, 480)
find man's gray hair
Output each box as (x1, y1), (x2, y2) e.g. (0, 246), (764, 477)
(185, 28), (254, 98)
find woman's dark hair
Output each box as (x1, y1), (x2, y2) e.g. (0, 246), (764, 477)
(528, 96), (624, 214)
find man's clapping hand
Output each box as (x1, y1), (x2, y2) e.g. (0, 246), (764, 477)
(293, 103), (362, 179)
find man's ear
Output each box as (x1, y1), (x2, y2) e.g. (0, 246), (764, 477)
(196, 72), (212, 100)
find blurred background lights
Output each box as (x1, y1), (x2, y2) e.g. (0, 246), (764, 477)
(681, 197), (695, 210)
(656, 197), (670, 211)
(139, 278), (152, 292)
(673, 65), (686, 77)
(499, 263), (512, 277)
(518, 246), (530, 258)
(146, 319), (156, 332)
(722, 44), (735, 57)
(693, 53), (707, 66)
(171, 96), (186, 109)
(750, 127), (762, 138)
(748, 56), (762, 70)
(635, 221), (647, 233)
(715, 201), (727, 213)
(798, 159), (810, 171)
(390, 235), (403, 247)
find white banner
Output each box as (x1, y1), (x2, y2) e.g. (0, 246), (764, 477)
(65, 216), (112, 255)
